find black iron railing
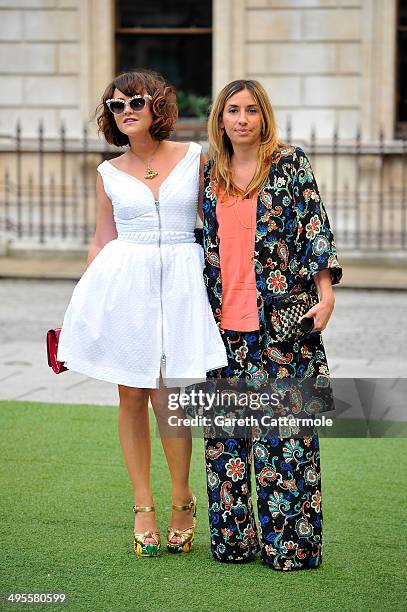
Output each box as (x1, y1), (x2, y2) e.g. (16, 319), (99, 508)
(1, 120), (406, 252)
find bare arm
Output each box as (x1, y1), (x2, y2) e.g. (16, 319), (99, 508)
(313, 268), (335, 307)
(301, 269), (335, 332)
(86, 174), (117, 268)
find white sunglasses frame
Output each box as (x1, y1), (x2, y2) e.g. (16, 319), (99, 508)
(105, 94), (153, 115)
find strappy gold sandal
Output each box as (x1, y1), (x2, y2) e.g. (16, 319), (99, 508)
(132, 505), (161, 557)
(167, 495), (197, 554)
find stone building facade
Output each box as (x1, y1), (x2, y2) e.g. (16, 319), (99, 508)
(0, 0), (400, 141)
(0, 0), (404, 253)
(0, 0), (112, 139)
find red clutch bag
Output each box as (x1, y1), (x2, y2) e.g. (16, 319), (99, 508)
(46, 328), (68, 374)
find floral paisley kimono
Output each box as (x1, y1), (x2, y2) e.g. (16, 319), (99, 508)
(203, 144), (342, 407)
(201, 144), (342, 570)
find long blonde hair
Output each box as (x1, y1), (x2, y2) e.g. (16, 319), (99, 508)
(207, 79), (283, 198)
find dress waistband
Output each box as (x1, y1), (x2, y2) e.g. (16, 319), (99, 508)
(117, 231), (196, 245)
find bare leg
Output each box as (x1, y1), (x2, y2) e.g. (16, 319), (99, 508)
(150, 384), (194, 544)
(117, 385), (157, 544)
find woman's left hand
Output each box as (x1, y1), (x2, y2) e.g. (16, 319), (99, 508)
(301, 269), (336, 332)
(300, 298), (335, 332)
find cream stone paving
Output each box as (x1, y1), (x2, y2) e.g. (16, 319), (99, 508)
(0, 280), (406, 428)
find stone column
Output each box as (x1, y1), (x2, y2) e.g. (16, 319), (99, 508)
(213, 0), (246, 96)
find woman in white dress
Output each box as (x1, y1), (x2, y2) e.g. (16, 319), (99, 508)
(57, 69), (227, 557)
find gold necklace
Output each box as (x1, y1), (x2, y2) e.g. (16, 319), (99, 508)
(220, 190), (257, 263)
(131, 142), (160, 179)
(235, 196), (256, 264)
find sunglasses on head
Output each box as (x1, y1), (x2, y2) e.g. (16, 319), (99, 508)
(105, 94), (152, 115)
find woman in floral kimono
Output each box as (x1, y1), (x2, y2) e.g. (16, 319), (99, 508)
(202, 79), (342, 571)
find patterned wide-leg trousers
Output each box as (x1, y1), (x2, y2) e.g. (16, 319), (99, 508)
(204, 330), (323, 571)
(204, 434), (322, 570)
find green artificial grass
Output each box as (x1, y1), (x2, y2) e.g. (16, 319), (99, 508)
(1, 400), (406, 612)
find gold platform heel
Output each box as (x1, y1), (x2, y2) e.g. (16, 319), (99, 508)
(166, 495), (197, 554)
(132, 505), (161, 557)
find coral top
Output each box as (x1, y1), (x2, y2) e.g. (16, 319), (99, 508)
(216, 188), (259, 332)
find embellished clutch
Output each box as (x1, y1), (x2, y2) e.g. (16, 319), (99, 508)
(46, 328), (68, 374)
(271, 291), (318, 342)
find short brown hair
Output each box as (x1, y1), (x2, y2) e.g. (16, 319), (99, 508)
(96, 69), (178, 146)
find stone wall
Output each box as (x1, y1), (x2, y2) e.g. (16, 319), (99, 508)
(0, 0), (113, 140)
(0, 0), (403, 253)
(0, 0), (399, 143)
(0, 0), (81, 138)
(214, 0), (397, 141)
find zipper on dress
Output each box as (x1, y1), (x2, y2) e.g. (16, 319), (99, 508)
(155, 200), (166, 372)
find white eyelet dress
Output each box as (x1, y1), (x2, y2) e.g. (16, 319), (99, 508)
(57, 141), (227, 388)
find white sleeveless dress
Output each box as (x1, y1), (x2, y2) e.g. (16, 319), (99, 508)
(57, 141), (227, 388)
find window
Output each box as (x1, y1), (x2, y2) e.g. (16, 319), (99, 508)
(397, 0), (407, 134)
(115, 0), (213, 119)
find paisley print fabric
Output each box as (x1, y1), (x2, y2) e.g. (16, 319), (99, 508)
(205, 433), (322, 570)
(202, 145), (342, 412)
(204, 330), (323, 571)
(202, 145), (339, 570)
